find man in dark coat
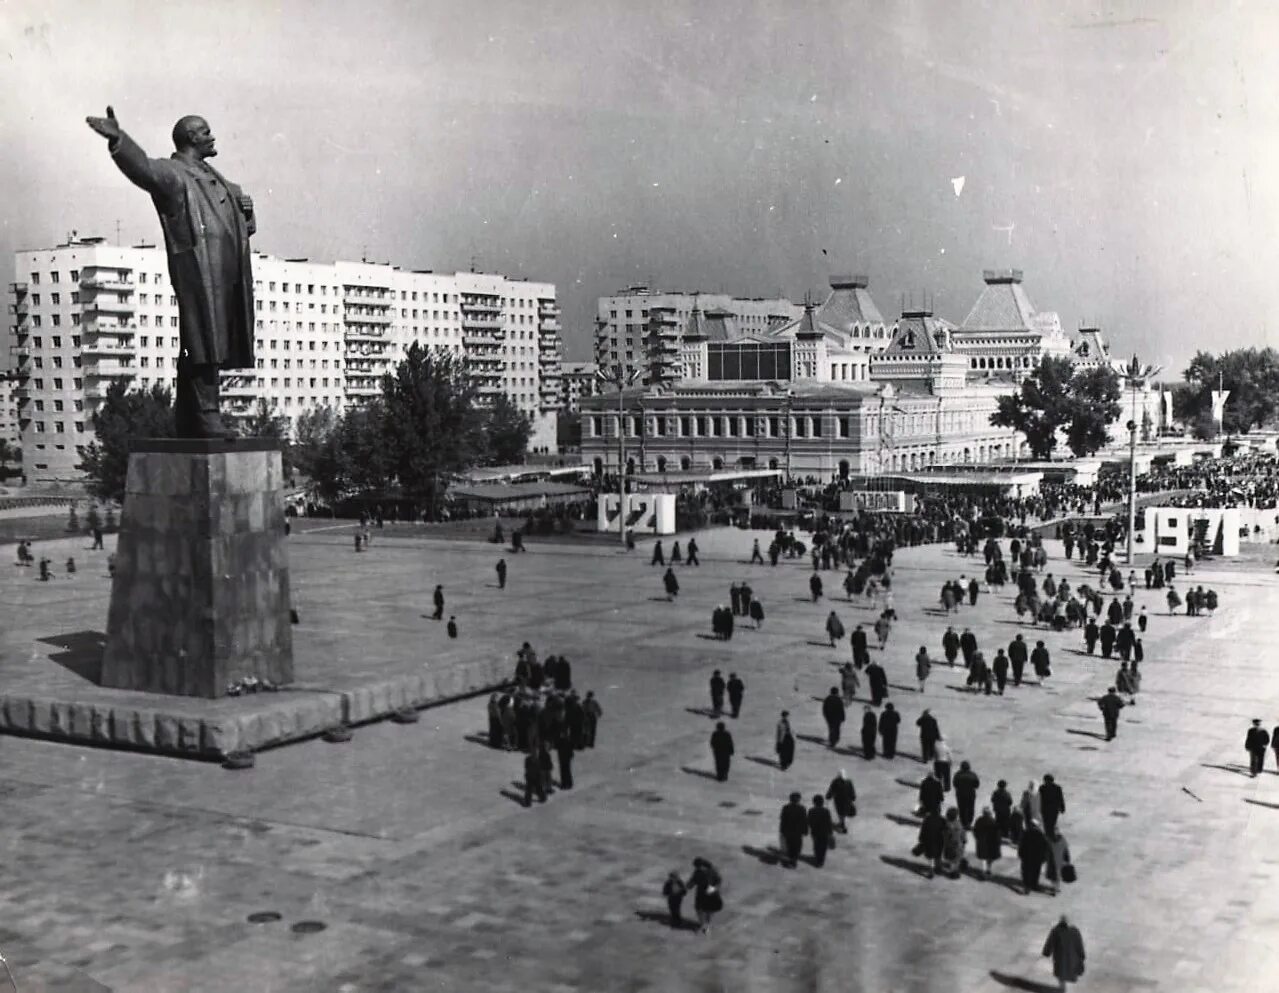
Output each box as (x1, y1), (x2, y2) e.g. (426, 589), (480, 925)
(685, 538), (699, 566)
(952, 761), (981, 829)
(916, 709), (940, 762)
(1008, 634), (1028, 685)
(663, 567), (680, 600)
(1039, 774), (1066, 834)
(1107, 597), (1124, 626)
(496, 558), (507, 589)
(446, 616), (458, 639)
(1031, 641), (1051, 680)
(523, 750), (546, 806)
(865, 661), (889, 706)
(1018, 820), (1049, 893)
(710, 722), (734, 781)
(826, 770), (856, 832)
(807, 796), (835, 866)
(1116, 623), (1135, 661)
(432, 585), (445, 621)
(652, 540), (665, 566)
(822, 688), (846, 748)
(776, 711), (796, 769)
(992, 649), (1010, 695)
(917, 808), (947, 877)
(1043, 915), (1086, 988)
(564, 690), (585, 748)
(852, 625), (870, 669)
(859, 706), (878, 759)
(779, 792), (808, 867)
(709, 670), (726, 715)
(973, 806), (1002, 877)
(726, 673), (745, 718)
(1083, 619), (1099, 655)
(88, 107), (256, 437)
(991, 779), (1014, 837)
(967, 576), (980, 606)
(1246, 719), (1271, 776)
(1099, 621), (1116, 658)
(960, 628), (979, 668)
(582, 691), (602, 748)
(1097, 687), (1126, 740)
(942, 626), (961, 666)
(918, 770), (944, 816)
(556, 735), (575, 789)
(809, 572), (823, 602)
(878, 702), (901, 758)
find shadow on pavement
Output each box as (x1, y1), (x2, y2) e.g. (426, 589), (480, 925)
(1244, 797), (1279, 810)
(878, 854), (933, 879)
(989, 970), (1060, 993)
(498, 788), (529, 806)
(961, 864), (1024, 892)
(1066, 728), (1109, 741)
(38, 630), (107, 685)
(745, 755), (779, 769)
(633, 909), (699, 931)
(1198, 762), (1252, 778)
(884, 812), (923, 828)
(741, 844), (786, 867)
(684, 707), (720, 719)
(680, 765), (720, 781)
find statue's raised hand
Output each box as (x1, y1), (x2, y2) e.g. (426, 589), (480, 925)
(86, 105), (120, 141)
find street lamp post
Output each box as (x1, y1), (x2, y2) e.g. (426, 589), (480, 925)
(1124, 354), (1161, 565)
(596, 362), (643, 548)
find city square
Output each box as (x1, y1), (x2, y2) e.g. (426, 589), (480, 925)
(0, 518), (1276, 991)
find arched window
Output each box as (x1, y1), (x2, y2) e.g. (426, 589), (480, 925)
(680, 455), (692, 470)
(768, 458), (779, 470)
(626, 457), (636, 475)
(593, 457), (603, 476)
(712, 456), (724, 470)
(656, 455), (667, 472)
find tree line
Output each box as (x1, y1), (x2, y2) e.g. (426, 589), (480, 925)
(78, 344), (533, 509)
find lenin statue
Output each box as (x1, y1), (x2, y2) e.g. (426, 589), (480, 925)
(86, 107), (255, 438)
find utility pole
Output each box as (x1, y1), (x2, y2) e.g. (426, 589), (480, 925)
(1125, 354), (1161, 565)
(596, 362), (642, 547)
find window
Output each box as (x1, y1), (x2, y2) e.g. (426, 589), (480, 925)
(51, 272), (59, 283)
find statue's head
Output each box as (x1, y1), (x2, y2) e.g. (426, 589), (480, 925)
(172, 115), (216, 158)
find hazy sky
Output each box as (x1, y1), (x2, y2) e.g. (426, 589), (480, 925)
(2, 0), (1276, 369)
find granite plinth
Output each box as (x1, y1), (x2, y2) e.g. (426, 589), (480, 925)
(0, 656), (510, 759)
(102, 440), (294, 698)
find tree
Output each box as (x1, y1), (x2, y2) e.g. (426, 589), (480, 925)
(1064, 366), (1122, 457)
(990, 356), (1076, 459)
(990, 357), (1121, 459)
(240, 399), (294, 479)
(77, 381), (176, 502)
(1177, 348), (1279, 434)
(483, 393), (533, 465)
(290, 404), (341, 483)
(380, 344), (486, 517)
(307, 402), (393, 505)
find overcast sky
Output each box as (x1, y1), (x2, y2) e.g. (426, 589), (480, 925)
(2, 0), (1276, 369)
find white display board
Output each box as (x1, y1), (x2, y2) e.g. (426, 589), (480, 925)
(597, 492), (677, 535)
(1149, 506), (1240, 557)
(838, 490), (917, 513)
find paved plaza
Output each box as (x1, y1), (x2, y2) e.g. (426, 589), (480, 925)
(1, 522), (1278, 991)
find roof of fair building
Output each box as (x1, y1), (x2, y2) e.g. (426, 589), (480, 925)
(817, 275), (886, 330)
(960, 269), (1038, 332)
(881, 312), (957, 356)
(767, 306), (846, 346)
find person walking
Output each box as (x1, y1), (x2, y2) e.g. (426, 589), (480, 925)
(1039, 774), (1066, 835)
(859, 706), (878, 759)
(779, 792), (809, 868)
(709, 670), (726, 715)
(825, 610), (846, 647)
(663, 567), (680, 600)
(1044, 825), (1073, 896)
(1097, 686), (1126, 740)
(915, 646), (932, 693)
(991, 780), (1014, 837)
(775, 711), (796, 770)
(1138, 605), (1148, 633)
(652, 540), (665, 567)
(933, 736), (953, 792)
(1042, 915), (1086, 991)
(710, 722), (734, 781)
(917, 770), (944, 817)
(726, 673), (745, 718)
(973, 806), (1002, 878)
(917, 709), (941, 762)
(852, 625), (870, 669)
(749, 596), (765, 628)
(826, 770), (856, 833)
(662, 872), (688, 928)
(582, 691), (602, 748)
(940, 807), (967, 877)
(992, 649), (1010, 695)
(432, 585), (445, 621)
(822, 688), (846, 748)
(865, 660), (888, 706)
(1009, 634), (1028, 686)
(953, 761), (981, 829)
(685, 538), (700, 566)
(495, 558), (507, 590)
(1031, 640), (1051, 682)
(840, 663), (860, 706)
(446, 616), (458, 639)
(960, 628), (978, 668)
(943, 626), (961, 666)
(523, 749), (547, 806)
(750, 539), (764, 565)
(1245, 719), (1271, 777)
(686, 858), (722, 933)
(807, 796), (835, 867)
(1083, 618), (1099, 655)
(556, 735), (575, 790)
(1018, 819), (1049, 894)
(879, 702), (901, 758)
(916, 807), (947, 878)
(810, 573), (823, 602)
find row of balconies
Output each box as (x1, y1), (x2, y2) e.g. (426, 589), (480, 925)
(460, 298), (502, 315)
(343, 287), (392, 303)
(344, 328), (387, 342)
(461, 315), (503, 330)
(9, 281), (28, 296)
(80, 274), (135, 292)
(344, 309), (392, 325)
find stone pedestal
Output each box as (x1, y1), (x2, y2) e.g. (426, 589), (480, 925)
(102, 438), (294, 699)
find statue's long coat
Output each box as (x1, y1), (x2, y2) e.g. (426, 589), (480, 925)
(109, 131), (254, 368)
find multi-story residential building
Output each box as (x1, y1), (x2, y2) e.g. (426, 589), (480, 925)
(10, 238), (561, 482)
(595, 286), (800, 384)
(0, 371), (20, 453)
(559, 361), (598, 414)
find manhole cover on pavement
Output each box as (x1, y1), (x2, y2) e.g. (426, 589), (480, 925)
(247, 911), (282, 924)
(292, 920), (327, 934)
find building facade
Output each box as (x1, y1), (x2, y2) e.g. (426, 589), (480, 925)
(10, 238), (562, 482)
(954, 269), (1073, 379)
(595, 286), (801, 384)
(559, 361), (598, 414)
(0, 371), (19, 452)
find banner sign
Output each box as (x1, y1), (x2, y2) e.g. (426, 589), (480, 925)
(840, 490), (915, 513)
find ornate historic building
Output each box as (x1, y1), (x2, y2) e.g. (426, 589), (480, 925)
(954, 269), (1073, 379)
